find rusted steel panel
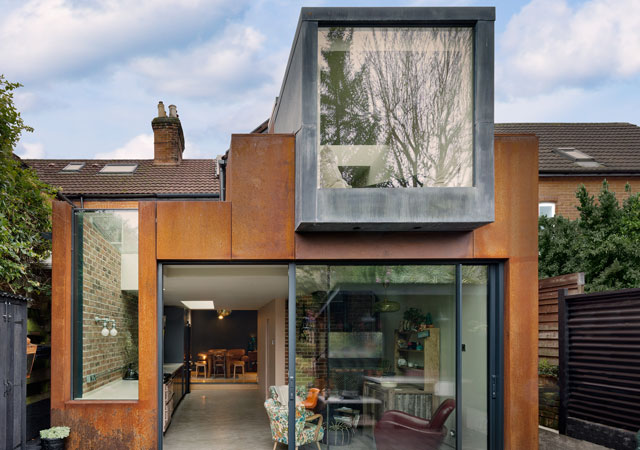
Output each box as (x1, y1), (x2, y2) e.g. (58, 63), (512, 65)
(295, 231), (474, 260)
(561, 288), (640, 434)
(50, 202), (159, 449)
(157, 201), (231, 260)
(227, 134), (295, 260)
(480, 136), (539, 450)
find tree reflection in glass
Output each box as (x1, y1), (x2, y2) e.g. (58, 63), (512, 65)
(318, 27), (474, 189)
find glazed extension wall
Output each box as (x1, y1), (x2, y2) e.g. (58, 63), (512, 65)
(539, 176), (640, 219)
(81, 220), (138, 394)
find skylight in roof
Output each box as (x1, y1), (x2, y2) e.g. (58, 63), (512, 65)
(99, 164), (138, 174)
(61, 162), (85, 172)
(554, 147), (602, 168)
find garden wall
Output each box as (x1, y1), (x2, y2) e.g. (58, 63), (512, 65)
(538, 273), (584, 365)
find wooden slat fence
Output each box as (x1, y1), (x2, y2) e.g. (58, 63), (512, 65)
(558, 288), (640, 449)
(538, 273), (584, 365)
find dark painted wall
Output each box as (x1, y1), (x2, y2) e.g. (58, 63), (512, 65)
(191, 310), (257, 355)
(164, 306), (186, 363)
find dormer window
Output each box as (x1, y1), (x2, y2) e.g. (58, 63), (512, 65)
(60, 162), (85, 172)
(99, 164), (138, 174)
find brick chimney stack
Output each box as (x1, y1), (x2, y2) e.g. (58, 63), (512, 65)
(152, 101), (184, 165)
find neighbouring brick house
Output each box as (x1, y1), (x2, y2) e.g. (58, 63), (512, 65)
(24, 103), (220, 400)
(495, 122), (640, 219)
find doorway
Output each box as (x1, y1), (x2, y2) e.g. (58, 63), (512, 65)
(159, 264), (288, 449)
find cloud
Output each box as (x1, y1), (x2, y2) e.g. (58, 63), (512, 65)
(0, 0), (247, 83)
(16, 142), (45, 159)
(94, 133), (153, 159)
(93, 133), (212, 160)
(128, 23), (282, 99)
(498, 0), (640, 98)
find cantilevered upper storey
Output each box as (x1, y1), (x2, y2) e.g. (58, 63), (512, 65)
(271, 7), (496, 231)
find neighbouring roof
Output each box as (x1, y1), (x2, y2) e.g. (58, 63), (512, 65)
(24, 159), (219, 196)
(495, 123), (640, 175)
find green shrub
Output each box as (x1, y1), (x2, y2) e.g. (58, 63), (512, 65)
(538, 359), (559, 377)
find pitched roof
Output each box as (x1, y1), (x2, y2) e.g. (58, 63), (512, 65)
(495, 123), (640, 174)
(24, 159), (219, 196)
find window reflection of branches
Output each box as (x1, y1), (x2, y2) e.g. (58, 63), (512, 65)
(318, 27), (473, 189)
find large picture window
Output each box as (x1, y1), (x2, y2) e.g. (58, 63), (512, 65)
(294, 264), (491, 449)
(73, 210), (139, 400)
(318, 27), (474, 189)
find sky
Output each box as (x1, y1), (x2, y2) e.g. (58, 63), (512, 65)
(2, 0), (639, 161)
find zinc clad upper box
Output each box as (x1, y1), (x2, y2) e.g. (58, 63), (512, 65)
(272, 7), (495, 231)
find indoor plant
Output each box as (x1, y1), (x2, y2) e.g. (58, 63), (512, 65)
(323, 421), (353, 446)
(40, 426), (70, 449)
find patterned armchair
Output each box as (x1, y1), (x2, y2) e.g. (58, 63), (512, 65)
(264, 398), (324, 450)
(269, 385), (308, 404)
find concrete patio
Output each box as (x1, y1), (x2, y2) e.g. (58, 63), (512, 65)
(539, 426), (610, 450)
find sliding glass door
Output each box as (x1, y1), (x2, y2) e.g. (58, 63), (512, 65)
(291, 263), (501, 450)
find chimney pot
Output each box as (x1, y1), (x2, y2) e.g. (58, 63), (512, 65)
(152, 103), (184, 165)
(157, 101), (167, 118)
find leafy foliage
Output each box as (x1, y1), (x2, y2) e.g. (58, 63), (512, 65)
(319, 28), (379, 148)
(539, 180), (640, 292)
(0, 75), (56, 296)
(538, 359), (559, 377)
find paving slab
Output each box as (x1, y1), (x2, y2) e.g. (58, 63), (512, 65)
(539, 426), (611, 450)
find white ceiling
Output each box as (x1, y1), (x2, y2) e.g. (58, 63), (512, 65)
(162, 264), (288, 310)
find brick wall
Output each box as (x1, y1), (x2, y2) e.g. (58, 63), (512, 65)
(539, 176), (640, 219)
(81, 220), (138, 394)
(539, 375), (559, 429)
(294, 293), (329, 389)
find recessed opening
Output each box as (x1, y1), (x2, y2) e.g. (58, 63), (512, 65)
(161, 264), (288, 447)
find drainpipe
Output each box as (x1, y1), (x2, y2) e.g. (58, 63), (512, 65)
(217, 154), (227, 202)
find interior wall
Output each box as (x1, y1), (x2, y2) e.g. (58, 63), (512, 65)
(163, 306), (185, 364)
(258, 298), (286, 399)
(190, 310), (257, 355)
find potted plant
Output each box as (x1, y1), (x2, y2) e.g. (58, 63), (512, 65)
(40, 426), (70, 450)
(323, 421), (353, 446)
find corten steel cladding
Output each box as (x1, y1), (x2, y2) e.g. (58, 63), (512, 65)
(227, 134), (295, 260)
(157, 201), (231, 260)
(51, 201), (159, 449)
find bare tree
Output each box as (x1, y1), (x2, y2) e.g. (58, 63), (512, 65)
(362, 27), (473, 187)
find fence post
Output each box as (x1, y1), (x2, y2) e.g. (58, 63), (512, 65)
(557, 288), (569, 435)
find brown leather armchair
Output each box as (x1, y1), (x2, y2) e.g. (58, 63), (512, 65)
(225, 349), (248, 376)
(374, 399), (456, 450)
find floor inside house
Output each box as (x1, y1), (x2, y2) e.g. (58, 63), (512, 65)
(163, 385), (274, 449)
(163, 385), (374, 450)
(190, 372), (258, 384)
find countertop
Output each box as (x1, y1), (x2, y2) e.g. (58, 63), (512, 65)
(163, 363), (184, 376)
(82, 379), (138, 400)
